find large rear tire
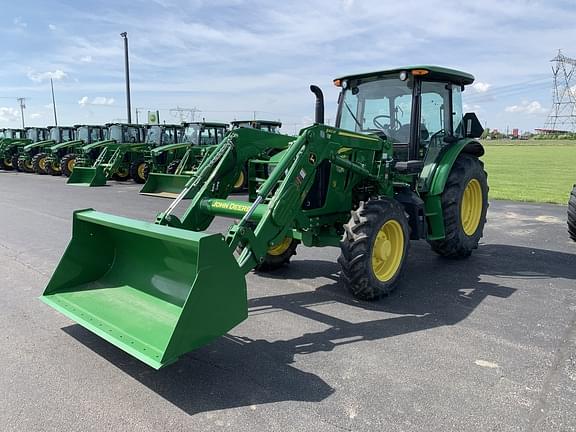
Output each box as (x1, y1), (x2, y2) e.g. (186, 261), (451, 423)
(338, 199), (410, 301)
(569, 185), (576, 242)
(427, 153), (488, 258)
(129, 161), (148, 184)
(60, 153), (77, 177)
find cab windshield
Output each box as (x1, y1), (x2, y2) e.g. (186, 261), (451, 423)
(339, 77), (413, 143)
(76, 127), (89, 142)
(146, 126), (162, 145)
(183, 124), (200, 144)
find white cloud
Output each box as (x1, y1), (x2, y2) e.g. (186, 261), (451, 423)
(505, 100), (547, 114)
(27, 69), (68, 83)
(80, 55), (93, 63)
(472, 82), (491, 93)
(13, 17), (27, 28)
(30, 113), (42, 119)
(78, 96), (115, 106)
(48, 24), (57, 31)
(0, 107), (20, 122)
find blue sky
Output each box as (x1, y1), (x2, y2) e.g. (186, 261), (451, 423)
(0, 0), (575, 134)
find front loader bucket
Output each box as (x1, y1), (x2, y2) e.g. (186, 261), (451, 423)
(41, 210), (248, 369)
(139, 173), (191, 198)
(67, 166), (107, 187)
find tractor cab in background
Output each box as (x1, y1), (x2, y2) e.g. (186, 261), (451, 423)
(231, 120), (282, 134)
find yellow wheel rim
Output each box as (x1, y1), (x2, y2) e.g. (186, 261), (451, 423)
(460, 178), (482, 236)
(68, 159), (76, 171)
(371, 220), (404, 282)
(268, 237), (292, 256)
(137, 163), (146, 180)
(39, 158), (47, 170)
(117, 167), (129, 178)
(234, 170), (245, 189)
(5, 158), (12, 167)
(53, 161), (61, 172)
(25, 160), (33, 169)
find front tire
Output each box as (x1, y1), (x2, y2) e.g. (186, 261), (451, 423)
(44, 158), (62, 176)
(339, 199), (410, 301)
(60, 153), (77, 177)
(130, 161), (148, 184)
(32, 153), (49, 174)
(428, 153), (488, 258)
(11, 154), (21, 171)
(1, 156), (14, 170)
(233, 166), (248, 193)
(18, 156), (34, 173)
(255, 237), (299, 272)
(568, 185), (576, 242)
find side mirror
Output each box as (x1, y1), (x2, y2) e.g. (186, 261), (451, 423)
(463, 112), (484, 138)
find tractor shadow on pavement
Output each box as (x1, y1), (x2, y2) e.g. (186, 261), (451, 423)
(63, 243), (575, 415)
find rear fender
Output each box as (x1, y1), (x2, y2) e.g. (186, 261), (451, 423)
(423, 138), (484, 240)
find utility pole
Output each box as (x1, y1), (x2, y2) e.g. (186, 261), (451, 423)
(17, 97), (26, 128)
(50, 78), (58, 126)
(120, 32), (132, 123)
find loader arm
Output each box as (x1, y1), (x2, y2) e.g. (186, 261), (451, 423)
(159, 124), (391, 274)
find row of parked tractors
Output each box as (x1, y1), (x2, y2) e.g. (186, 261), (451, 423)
(0, 119), (282, 193)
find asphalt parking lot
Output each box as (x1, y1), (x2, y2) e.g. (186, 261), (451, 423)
(0, 172), (575, 432)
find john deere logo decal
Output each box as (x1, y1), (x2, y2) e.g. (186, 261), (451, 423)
(308, 153), (317, 165)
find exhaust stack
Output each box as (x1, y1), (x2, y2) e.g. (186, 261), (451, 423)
(310, 85), (324, 124)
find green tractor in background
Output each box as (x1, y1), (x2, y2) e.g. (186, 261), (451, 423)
(67, 123), (147, 186)
(43, 125), (107, 176)
(18, 126), (76, 174)
(569, 185), (576, 241)
(134, 123), (186, 183)
(229, 120), (283, 191)
(42, 66), (489, 369)
(0, 128), (29, 170)
(140, 121), (229, 197)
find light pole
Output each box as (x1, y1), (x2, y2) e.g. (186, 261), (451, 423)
(120, 32), (132, 123)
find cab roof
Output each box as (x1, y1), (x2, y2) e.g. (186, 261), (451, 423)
(231, 120), (282, 127)
(182, 121), (229, 128)
(335, 65), (475, 86)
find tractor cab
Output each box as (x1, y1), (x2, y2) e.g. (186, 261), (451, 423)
(231, 120), (282, 134)
(25, 127), (50, 142)
(74, 125), (106, 144)
(105, 123), (146, 144)
(182, 122), (229, 146)
(47, 126), (75, 144)
(5, 128), (27, 140)
(334, 66), (482, 167)
(145, 124), (183, 146)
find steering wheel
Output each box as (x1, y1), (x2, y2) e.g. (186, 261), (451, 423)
(373, 115), (402, 130)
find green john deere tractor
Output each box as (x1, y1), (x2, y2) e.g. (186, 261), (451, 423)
(43, 125), (107, 176)
(569, 185), (576, 241)
(42, 65), (489, 369)
(131, 123), (186, 184)
(0, 128), (41, 171)
(18, 126), (76, 174)
(67, 123), (147, 186)
(140, 121), (229, 197)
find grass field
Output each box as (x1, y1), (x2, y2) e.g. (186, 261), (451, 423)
(481, 140), (576, 204)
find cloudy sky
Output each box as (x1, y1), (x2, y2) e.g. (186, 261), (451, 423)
(0, 0), (574, 134)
